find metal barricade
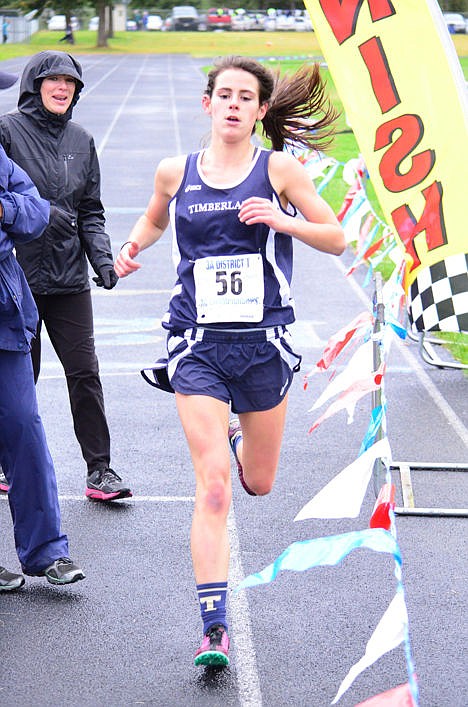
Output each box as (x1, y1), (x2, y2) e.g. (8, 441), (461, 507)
(371, 273), (468, 517)
(392, 461), (468, 517)
(371, 271), (387, 495)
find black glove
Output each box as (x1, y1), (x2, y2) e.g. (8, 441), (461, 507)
(48, 205), (77, 238)
(93, 264), (118, 290)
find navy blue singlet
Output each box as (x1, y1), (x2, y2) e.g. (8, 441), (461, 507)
(162, 148), (297, 332)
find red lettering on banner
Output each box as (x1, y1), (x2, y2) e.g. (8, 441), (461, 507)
(375, 114), (435, 192)
(318, 1), (449, 274)
(391, 181), (447, 270)
(319, 0), (396, 44)
(359, 37), (400, 113)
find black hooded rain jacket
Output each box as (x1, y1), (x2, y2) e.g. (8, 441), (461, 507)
(0, 51), (114, 295)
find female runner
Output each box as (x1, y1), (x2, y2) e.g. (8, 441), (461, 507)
(115, 55), (346, 667)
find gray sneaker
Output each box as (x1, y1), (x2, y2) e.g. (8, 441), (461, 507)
(86, 467), (132, 501)
(0, 566), (25, 592)
(39, 558), (85, 586)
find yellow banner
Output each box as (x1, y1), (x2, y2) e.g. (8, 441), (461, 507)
(303, 0), (468, 287)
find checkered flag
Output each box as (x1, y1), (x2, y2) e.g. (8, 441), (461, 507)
(408, 253), (468, 332)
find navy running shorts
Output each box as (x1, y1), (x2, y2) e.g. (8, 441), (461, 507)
(166, 326), (302, 413)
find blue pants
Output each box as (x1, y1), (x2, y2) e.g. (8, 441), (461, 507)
(0, 349), (69, 573)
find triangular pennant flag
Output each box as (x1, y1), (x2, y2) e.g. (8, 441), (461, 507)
(309, 363), (385, 432)
(345, 222), (381, 276)
(311, 340), (373, 411)
(359, 405), (386, 455)
(315, 312), (373, 372)
(317, 160), (341, 194)
(362, 236), (385, 262)
(295, 437), (391, 521)
(332, 592), (408, 704)
(236, 528), (401, 592)
(303, 154), (338, 180)
(355, 683), (415, 706)
(337, 183), (362, 221)
(340, 191), (366, 227)
(370, 240), (397, 268)
(342, 155), (367, 186)
(363, 261), (374, 288)
(383, 268), (407, 329)
(343, 199), (372, 244)
(358, 212), (375, 251)
(369, 483), (396, 531)
(387, 317), (407, 340)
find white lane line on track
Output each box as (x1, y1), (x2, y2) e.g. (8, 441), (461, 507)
(332, 256), (468, 446)
(91, 288), (171, 296)
(167, 55), (183, 155)
(93, 55), (149, 158)
(228, 506), (263, 707)
(164, 54), (260, 703)
(0, 495), (195, 502)
(106, 207), (147, 213)
(77, 56), (129, 105)
(0, 501), (263, 705)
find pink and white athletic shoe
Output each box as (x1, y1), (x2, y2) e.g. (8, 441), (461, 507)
(228, 418), (256, 496)
(194, 624), (230, 667)
(0, 470), (9, 493)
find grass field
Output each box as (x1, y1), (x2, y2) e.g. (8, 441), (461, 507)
(0, 29), (467, 60)
(0, 30), (325, 59)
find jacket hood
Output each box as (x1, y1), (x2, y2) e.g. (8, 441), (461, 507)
(18, 51), (84, 127)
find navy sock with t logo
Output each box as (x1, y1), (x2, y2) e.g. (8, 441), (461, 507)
(197, 581), (228, 634)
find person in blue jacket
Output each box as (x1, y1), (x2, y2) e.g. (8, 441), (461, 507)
(0, 68), (84, 591)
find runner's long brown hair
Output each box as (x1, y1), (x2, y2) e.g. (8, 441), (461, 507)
(205, 55), (339, 152)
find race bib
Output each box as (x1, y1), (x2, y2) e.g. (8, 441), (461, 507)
(193, 253), (264, 323)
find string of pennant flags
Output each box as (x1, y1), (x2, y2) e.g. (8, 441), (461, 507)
(235, 152), (419, 705)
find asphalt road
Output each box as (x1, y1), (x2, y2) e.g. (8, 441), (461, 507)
(0, 54), (466, 707)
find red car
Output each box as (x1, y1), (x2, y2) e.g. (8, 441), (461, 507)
(206, 8), (232, 30)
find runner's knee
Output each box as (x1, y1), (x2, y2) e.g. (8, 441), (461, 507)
(199, 478), (231, 514)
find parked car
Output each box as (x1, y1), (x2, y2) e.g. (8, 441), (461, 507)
(88, 16), (99, 31)
(263, 10), (277, 31)
(272, 10), (311, 32)
(443, 13), (466, 33)
(171, 6), (200, 31)
(302, 10), (313, 32)
(263, 17), (275, 31)
(206, 8), (232, 31)
(47, 15), (79, 31)
(198, 13), (207, 31)
(293, 10), (313, 32)
(246, 11), (266, 30)
(274, 12), (294, 31)
(126, 19), (138, 31)
(146, 14), (163, 31)
(231, 9), (255, 31)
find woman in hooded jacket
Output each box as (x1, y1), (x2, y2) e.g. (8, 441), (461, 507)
(0, 51), (132, 502)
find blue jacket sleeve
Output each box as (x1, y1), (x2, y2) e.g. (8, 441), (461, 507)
(0, 144), (50, 247)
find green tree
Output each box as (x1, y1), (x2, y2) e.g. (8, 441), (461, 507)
(14, 0), (86, 27)
(11, 0), (113, 46)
